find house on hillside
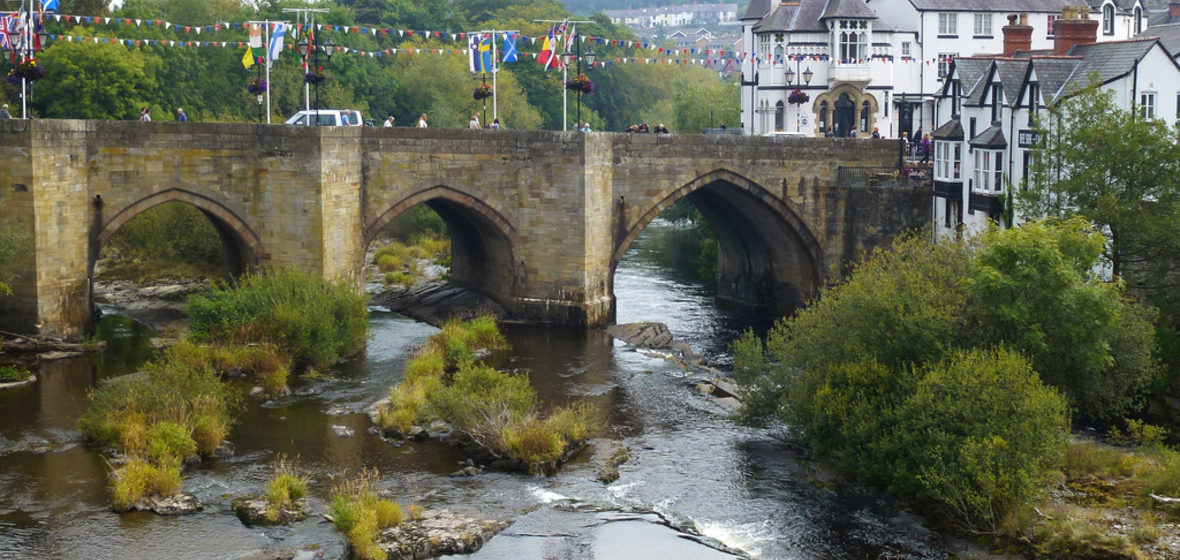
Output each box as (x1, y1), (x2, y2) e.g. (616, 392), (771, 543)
(930, 10), (1180, 239)
(739, 0), (1146, 137)
(605, 3), (739, 29)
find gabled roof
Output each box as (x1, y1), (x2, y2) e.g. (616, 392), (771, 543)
(753, 0), (829, 32)
(906, 0), (1087, 12)
(1150, 11), (1180, 27)
(1086, 0), (1141, 14)
(996, 59), (1033, 107)
(1060, 38), (1157, 95)
(951, 58), (994, 106)
(970, 125), (1008, 148)
(932, 119), (964, 140)
(1028, 57), (1081, 104)
(743, 0), (773, 20)
(1140, 23), (1180, 57)
(821, 0), (878, 20)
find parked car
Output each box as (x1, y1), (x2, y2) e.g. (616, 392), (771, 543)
(284, 109), (363, 126)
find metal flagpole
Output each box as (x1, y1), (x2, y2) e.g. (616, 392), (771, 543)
(534, 19), (592, 132)
(492, 29), (498, 122)
(264, 20), (271, 124)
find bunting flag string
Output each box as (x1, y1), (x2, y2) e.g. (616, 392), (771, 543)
(42, 27), (954, 67)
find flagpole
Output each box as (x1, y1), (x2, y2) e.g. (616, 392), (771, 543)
(264, 19), (271, 124)
(492, 29), (498, 122)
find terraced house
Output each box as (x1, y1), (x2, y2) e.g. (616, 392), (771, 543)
(930, 7), (1180, 238)
(739, 0), (1146, 137)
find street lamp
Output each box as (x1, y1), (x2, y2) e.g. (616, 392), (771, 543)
(322, 38), (336, 61)
(785, 57), (813, 132)
(296, 36), (310, 59)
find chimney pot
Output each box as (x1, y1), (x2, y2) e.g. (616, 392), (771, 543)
(1171, 2), (1180, 18)
(1053, 7), (1099, 55)
(1002, 12), (1034, 56)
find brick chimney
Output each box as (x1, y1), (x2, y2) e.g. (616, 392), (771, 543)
(1002, 13), (1033, 56)
(1053, 6), (1099, 55)
(1171, 2), (1180, 18)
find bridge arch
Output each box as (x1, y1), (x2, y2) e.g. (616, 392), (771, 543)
(613, 169), (823, 315)
(93, 186), (260, 283)
(365, 185), (518, 309)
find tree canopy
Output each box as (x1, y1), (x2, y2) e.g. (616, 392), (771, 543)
(2, 0), (738, 131)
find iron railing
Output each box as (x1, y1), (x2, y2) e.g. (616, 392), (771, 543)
(837, 165), (933, 189)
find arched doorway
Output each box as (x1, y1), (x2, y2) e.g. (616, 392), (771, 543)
(366, 186), (517, 311)
(834, 93), (856, 138)
(774, 101), (785, 131)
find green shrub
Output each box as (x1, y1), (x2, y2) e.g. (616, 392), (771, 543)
(1062, 442), (1136, 479)
(146, 422), (197, 467)
(186, 268), (369, 368)
(0, 365), (32, 382)
(111, 459), (183, 511)
(265, 455), (309, 521)
(890, 349), (1069, 531)
(328, 469), (403, 560)
(79, 352), (240, 500)
(1108, 419), (1169, 449)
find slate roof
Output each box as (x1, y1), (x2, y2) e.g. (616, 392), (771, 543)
(907, 0), (1087, 11)
(1029, 57), (1083, 104)
(969, 125), (1009, 147)
(1061, 39), (1156, 93)
(996, 59), (1033, 107)
(952, 57), (994, 105)
(821, 0), (879, 20)
(932, 119), (965, 140)
(753, 0), (830, 32)
(1140, 22), (1180, 56)
(743, 0), (773, 20)
(1085, 0), (1141, 13)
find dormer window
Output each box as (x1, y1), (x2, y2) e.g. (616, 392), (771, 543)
(1134, 7), (1142, 34)
(952, 79), (961, 116)
(836, 20), (870, 62)
(1103, 4), (1114, 35)
(1027, 82), (1039, 126)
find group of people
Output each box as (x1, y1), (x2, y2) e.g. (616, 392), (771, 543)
(136, 107), (187, 122)
(466, 114), (501, 130)
(900, 129), (933, 164)
(626, 123), (669, 134)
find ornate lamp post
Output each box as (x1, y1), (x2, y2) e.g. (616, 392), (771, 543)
(6, 12), (49, 119)
(785, 61), (813, 132)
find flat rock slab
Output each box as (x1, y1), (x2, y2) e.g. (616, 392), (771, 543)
(371, 284), (507, 328)
(233, 496), (308, 526)
(376, 509), (511, 560)
(606, 322), (675, 349)
(127, 492), (202, 515)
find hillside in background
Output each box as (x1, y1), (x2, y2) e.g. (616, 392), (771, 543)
(565, 0), (751, 16)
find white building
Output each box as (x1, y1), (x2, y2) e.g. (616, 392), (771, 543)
(604, 3), (739, 29)
(739, 0), (1146, 137)
(930, 10), (1180, 239)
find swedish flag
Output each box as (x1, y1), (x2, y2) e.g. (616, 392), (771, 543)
(476, 35), (493, 74)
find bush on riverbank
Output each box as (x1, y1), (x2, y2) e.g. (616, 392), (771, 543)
(186, 269), (369, 369)
(265, 456), (309, 523)
(377, 316), (593, 474)
(0, 365), (32, 382)
(79, 354), (240, 509)
(372, 234), (451, 289)
(734, 219), (1157, 530)
(329, 469), (405, 560)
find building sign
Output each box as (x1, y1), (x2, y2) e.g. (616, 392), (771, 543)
(1017, 129), (1043, 148)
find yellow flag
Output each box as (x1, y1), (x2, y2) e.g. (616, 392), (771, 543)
(241, 47), (255, 69)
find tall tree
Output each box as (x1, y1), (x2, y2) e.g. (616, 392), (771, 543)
(33, 37), (161, 120)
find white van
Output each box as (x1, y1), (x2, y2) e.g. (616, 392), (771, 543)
(284, 109), (363, 126)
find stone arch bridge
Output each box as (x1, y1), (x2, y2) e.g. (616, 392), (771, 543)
(0, 120), (925, 338)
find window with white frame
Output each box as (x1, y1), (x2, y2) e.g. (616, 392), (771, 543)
(974, 150), (1003, 193)
(938, 53), (955, 79)
(973, 13), (992, 36)
(758, 34), (770, 56)
(1047, 15), (1058, 37)
(1141, 92), (1156, 119)
(1134, 7), (1142, 34)
(1103, 4), (1114, 35)
(935, 141), (962, 181)
(939, 13), (957, 35)
(901, 41), (911, 58)
(837, 20), (869, 61)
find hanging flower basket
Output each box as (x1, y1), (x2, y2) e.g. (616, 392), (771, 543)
(10, 59), (46, 83)
(247, 78), (268, 95)
(473, 83), (493, 100)
(304, 68), (326, 85)
(565, 74), (593, 95)
(787, 88), (809, 105)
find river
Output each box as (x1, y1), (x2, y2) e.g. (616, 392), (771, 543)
(0, 219), (950, 560)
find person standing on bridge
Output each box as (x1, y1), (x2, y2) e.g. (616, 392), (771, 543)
(177, 108), (188, 122)
(417, 113), (428, 128)
(139, 108), (151, 122)
(384, 116), (395, 127)
(0, 104), (10, 119)
(469, 115), (481, 130)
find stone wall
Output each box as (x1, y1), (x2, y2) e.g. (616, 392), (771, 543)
(0, 120), (926, 337)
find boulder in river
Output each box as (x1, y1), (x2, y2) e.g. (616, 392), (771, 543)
(375, 509), (510, 560)
(233, 495), (308, 526)
(126, 492), (202, 515)
(606, 322), (675, 349)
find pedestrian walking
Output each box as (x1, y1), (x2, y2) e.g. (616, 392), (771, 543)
(870, 127), (880, 139)
(919, 133), (932, 164)
(139, 108), (151, 122)
(177, 108), (188, 122)
(0, 104), (11, 119)
(469, 114), (481, 129)
(417, 113), (428, 128)
(384, 116), (395, 127)
(490, 118), (501, 130)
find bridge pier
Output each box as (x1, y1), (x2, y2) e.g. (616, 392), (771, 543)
(0, 120), (925, 338)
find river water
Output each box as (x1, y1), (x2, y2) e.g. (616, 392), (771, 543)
(0, 220), (950, 560)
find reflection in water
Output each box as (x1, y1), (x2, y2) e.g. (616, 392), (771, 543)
(0, 222), (948, 560)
